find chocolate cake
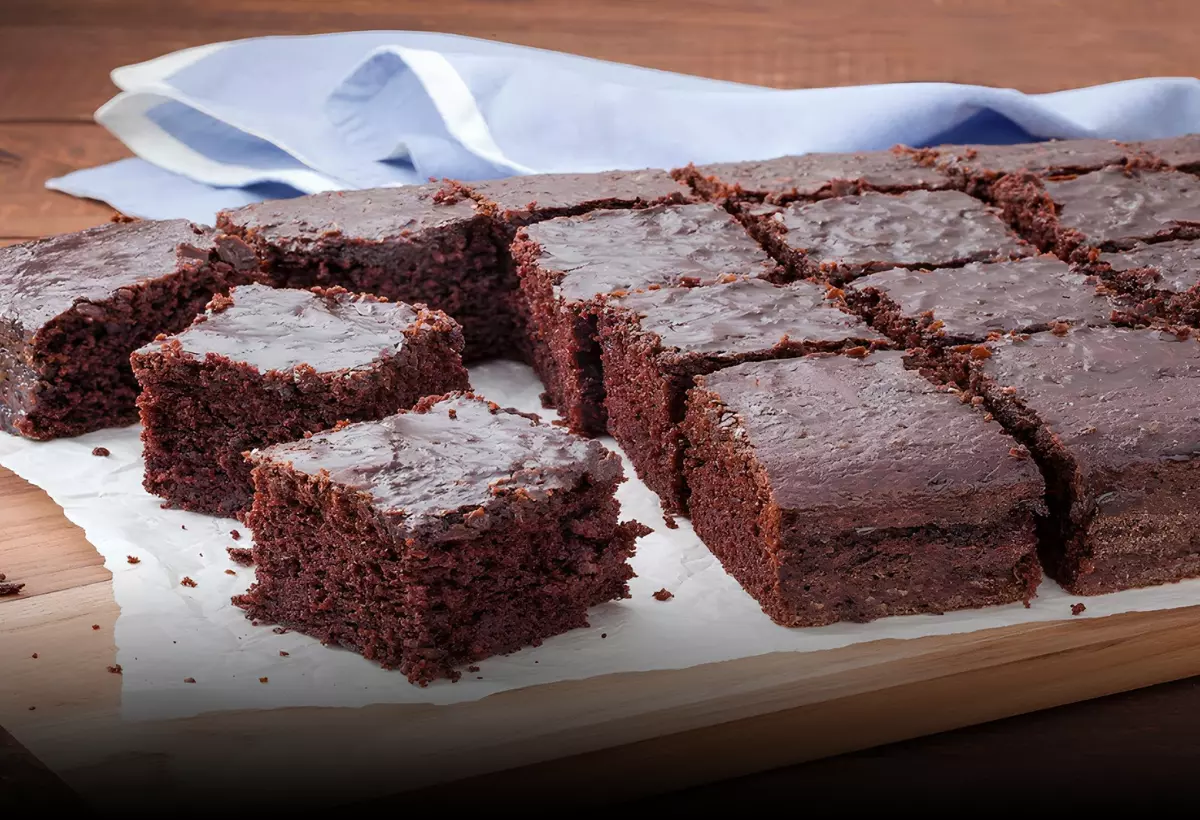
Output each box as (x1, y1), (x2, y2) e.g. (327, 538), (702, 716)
(132, 284), (468, 516)
(0, 219), (252, 440)
(750, 190), (1031, 284)
(993, 167), (1200, 261)
(847, 256), (1116, 348)
(598, 277), (886, 512)
(969, 326), (1200, 594)
(236, 393), (648, 684)
(1128, 134), (1200, 174)
(935, 139), (1130, 198)
(512, 202), (778, 434)
(682, 353), (1044, 626)
(674, 147), (952, 204)
(216, 183), (504, 359)
(1093, 240), (1200, 324)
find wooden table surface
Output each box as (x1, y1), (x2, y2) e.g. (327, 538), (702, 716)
(3, 0), (1200, 808)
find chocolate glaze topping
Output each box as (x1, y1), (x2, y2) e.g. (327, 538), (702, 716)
(469, 170), (687, 224)
(251, 394), (622, 535)
(523, 204), (776, 303)
(937, 139), (1128, 177)
(1046, 168), (1200, 247)
(852, 257), (1113, 342)
(0, 219), (217, 329)
(1130, 134), (1200, 171)
(610, 277), (883, 355)
(771, 190), (1029, 270)
(143, 283), (428, 373)
(1099, 239), (1200, 293)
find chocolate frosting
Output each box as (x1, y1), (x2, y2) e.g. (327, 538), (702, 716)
(611, 278), (883, 356)
(252, 394), (623, 536)
(218, 183), (480, 251)
(772, 190), (1028, 269)
(937, 139), (1127, 177)
(1099, 239), (1200, 293)
(1130, 134), (1200, 170)
(1047, 168), (1200, 246)
(523, 204), (776, 302)
(980, 327), (1200, 470)
(852, 257), (1112, 341)
(694, 148), (949, 201)
(469, 170), (686, 222)
(144, 283), (425, 373)
(0, 219), (216, 329)
(697, 353), (1041, 522)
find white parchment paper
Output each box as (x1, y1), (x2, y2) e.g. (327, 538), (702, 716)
(2, 359), (1198, 721)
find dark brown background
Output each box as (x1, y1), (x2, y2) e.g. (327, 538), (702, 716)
(3, 0), (1200, 809)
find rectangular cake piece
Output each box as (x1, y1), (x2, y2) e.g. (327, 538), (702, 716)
(216, 182), (505, 359)
(598, 278), (886, 512)
(934, 139), (1130, 198)
(969, 326), (1200, 594)
(846, 256), (1117, 348)
(1127, 134), (1200, 174)
(1093, 240), (1200, 324)
(236, 393), (647, 684)
(673, 146), (951, 204)
(512, 203), (778, 434)
(992, 167), (1200, 261)
(132, 284), (468, 516)
(750, 190), (1030, 284)
(682, 353), (1044, 626)
(0, 219), (252, 440)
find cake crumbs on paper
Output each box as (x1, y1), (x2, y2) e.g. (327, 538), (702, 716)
(180, 576), (197, 588)
(31, 653), (38, 659)
(91, 624), (100, 631)
(652, 588), (674, 601)
(0, 581), (23, 596)
(1071, 603), (1087, 616)
(28, 706), (35, 711)
(259, 677), (269, 684)
(91, 446), (110, 457)
(184, 677), (196, 684)
(227, 547), (254, 565)
(467, 665), (480, 673)
(601, 633), (608, 639)
(230, 529), (242, 540)
(224, 569), (237, 576)
(126, 555), (141, 565)
(278, 651), (289, 657)
(662, 513), (679, 530)
(107, 664), (123, 675)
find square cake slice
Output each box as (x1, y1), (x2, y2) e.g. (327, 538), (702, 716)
(131, 284), (468, 516)
(598, 278), (886, 512)
(512, 203), (778, 435)
(993, 167), (1200, 261)
(847, 256), (1117, 348)
(682, 353), (1044, 626)
(1093, 240), (1200, 325)
(673, 147), (951, 204)
(0, 219), (253, 440)
(750, 190), (1030, 285)
(216, 182), (505, 359)
(934, 139), (1130, 198)
(970, 326), (1200, 594)
(236, 393), (647, 684)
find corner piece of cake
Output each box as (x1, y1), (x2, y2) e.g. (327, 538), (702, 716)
(683, 353), (1044, 626)
(132, 283), (468, 517)
(236, 392), (649, 684)
(0, 219), (254, 440)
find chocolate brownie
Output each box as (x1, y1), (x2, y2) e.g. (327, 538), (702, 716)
(969, 326), (1200, 594)
(682, 353), (1044, 626)
(1092, 240), (1200, 324)
(598, 278), (886, 512)
(750, 190), (1030, 285)
(131, 284), (468, 516)
(512, 203), (778, 434)
(847, 256), (1116, 348)
(1128, 134), (1200, 173)
(236, 393), (648, 683)
(0, 219), (252, 440)
(674, 147), (951, 204)
(993, 167), (1200, 261)
(216, 183), (504, 360)
(935, 139), (1130, 198)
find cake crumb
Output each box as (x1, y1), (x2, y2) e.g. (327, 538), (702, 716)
(28, 706), (35, 711)
(0, 581), (23, 596)
(279, 651), (289, 657)
(127, 555), (141, 565)
(662, 513), (679, 530)
(107, 664), (123, 675)
(601, 632), (608, 639)
(1071, 602), (1087, 616)
(652, 588), (674, 601)
(259, 677), (269, 684)
(180, 524), (186, 530)
(227, 547), (254, 566)
(91, 624), (100, 631)
(467, 665), (480, 672)
(91, 446), (110, 457)
(184, 677), (196, 684)
(224, 569), (237, 576)
(230, 529), (242, 540)
(31, 653), (38, 659)
(180, 576), (197, 588)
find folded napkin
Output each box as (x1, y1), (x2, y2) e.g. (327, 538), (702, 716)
(48, 31), (1200, 224)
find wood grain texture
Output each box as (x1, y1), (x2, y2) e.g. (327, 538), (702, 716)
(2, 1), (1199, 121)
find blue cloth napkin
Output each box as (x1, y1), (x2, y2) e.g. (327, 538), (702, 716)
(47, 31), (1200, 225)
